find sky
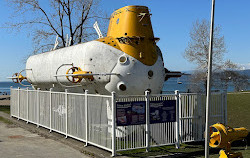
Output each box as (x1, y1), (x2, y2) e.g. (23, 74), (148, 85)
(0, 0), (250, 81)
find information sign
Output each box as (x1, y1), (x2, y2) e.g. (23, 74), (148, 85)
(116, 101), (146, 126)
(150, 100), (176, 124)
(116, 100), (176, 126)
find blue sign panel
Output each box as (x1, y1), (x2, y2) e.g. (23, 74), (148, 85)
(150, 100), (176, 124)
(116, 100), (176, 126)
(116, 101), (146, 126)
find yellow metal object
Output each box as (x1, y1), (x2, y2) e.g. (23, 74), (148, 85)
(209, 123), (248, 158)
(219, 150), (243, 158)
(96, 5), (158, 66)
(12, 73), (27, 83)
(219, 150), (228, 158)
(66, 67), (94, 83)
(96, 36), (121, 50)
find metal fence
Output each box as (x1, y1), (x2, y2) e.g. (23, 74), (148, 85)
(10, 88), (227, 156)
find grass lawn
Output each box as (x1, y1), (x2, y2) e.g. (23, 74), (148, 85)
(118, 143), (250, 158)
(0, 116), (13, 124)
(0, 106), (10, 114)
(0, 106), (12, 124)
(227, 92), (250, 130)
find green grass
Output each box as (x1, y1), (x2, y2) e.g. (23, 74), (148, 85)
(118, 143), (250, 157)
(118, 144), (204, 157)
(227, 93), (250, 130)
(0, 106), (12, 124)
(117, 140), (250, 158)
(0, 116), (13, 124)
(0, 106), (10, 114)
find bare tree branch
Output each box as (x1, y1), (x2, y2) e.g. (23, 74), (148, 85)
(57, 1), (65, 47)
(74, 0), (93, 43)
(184, 19), (247, 92)
(3, 0), (108, 54)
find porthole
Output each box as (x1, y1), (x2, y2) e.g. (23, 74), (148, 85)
(117, 82), (127, 91)
(119, 84), (126, 91)
(119, 56), (127, 64)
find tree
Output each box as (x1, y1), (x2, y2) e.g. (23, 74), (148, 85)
(184, 19), (248, 92)
(213, 60), (249, 92)
(4, 0), (108, 54)
(184, 19), (227, 71)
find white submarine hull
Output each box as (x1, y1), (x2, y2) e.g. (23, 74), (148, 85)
(26, 40), (165, 95)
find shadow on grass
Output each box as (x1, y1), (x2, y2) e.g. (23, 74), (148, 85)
(231, 132), (250, 147)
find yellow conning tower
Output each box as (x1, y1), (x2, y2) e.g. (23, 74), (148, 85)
(96, 5), (158, 66)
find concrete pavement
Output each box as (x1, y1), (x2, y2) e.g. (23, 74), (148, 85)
(0, 111), (118, 158)
(0, 122), (90, 158)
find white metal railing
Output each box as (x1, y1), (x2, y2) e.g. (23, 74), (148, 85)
(10, 88), (227, 156)
(11, 88), (112, 152)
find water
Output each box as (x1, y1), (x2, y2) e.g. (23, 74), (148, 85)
(163, 80), (190, 93)
(0, 81), (190, 94)
(163, 81), (230, 94)
(0, 80), (248, 95)
(0, 81), (30, 95)
(163, 78), (250, 94)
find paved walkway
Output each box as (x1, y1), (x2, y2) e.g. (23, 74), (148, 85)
(0, 122), (90, 158)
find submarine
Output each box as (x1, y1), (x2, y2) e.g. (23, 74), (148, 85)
(10, 5), (182, 95)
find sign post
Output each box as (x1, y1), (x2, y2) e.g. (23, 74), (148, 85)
(145, 90), (150, 152)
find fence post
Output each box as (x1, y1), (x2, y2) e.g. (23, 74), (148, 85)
(26, 87), (29, 123)
(175, 90), (180, 149)
(179, 92), (182, 143)
(85, 90), (88, 146)
(65, 89), (68, 138)
(37, 88), (40, 128)
(145, 90), (150, 152)
(220, 91), (223, 123)
(10, 86), (13, 117)
(223, 90), (227, 125)
(197, 93), (203, 141)
(111, 91), (116, 157)
(49, 88), (52, 133)
(17, 87), (20, 120)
